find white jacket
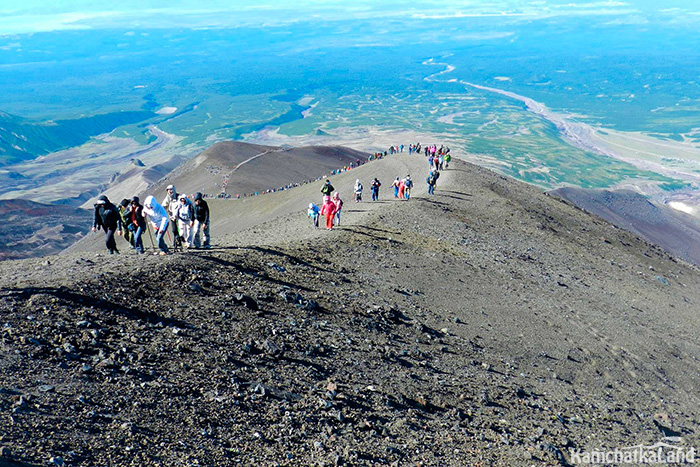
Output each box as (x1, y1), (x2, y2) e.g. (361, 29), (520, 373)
(143, 196), (169, 231)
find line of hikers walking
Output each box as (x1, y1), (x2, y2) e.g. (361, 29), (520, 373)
(307, 142), (449, 230)
(92, 185), (210, 255)
(93, 142), (450, 251)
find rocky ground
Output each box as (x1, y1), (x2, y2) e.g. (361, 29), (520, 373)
(2, 154), (700, 466)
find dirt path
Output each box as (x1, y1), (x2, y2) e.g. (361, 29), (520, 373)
(229, 148), (285, 173)
(215, 152), (444, 248)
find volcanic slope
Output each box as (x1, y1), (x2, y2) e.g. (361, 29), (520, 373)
(551, 186), (700, 267)
(2, 154), (700, 466)
(148, 141), (369, 198)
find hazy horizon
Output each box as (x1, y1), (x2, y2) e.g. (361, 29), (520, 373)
(3, 1), (700, 35)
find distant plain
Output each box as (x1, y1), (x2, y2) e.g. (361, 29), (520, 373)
(1, 2), (700, 209)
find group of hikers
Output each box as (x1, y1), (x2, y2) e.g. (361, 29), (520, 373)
(306, 142), (449, 230)
(93, 141), (450, 251)
(92, 184), (210, 255)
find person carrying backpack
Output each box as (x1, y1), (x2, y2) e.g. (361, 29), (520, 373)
(370, 178), (381, 201)
(354, 179), (363, 202)
(118, 199), (133, 247)
(92, 195), (122, 254)
(321, 180), (334, 198)
(404, 175), (413, 200)
(426, 170), (439, 195)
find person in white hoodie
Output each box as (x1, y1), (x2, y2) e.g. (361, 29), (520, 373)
(353, 179), (363, 202)
(175, 194), (194, 248)
(143, 195), (169, 255)
(162, 184), (180, 248)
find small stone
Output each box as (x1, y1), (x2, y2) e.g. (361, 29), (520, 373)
(50, 456), (64, 466)
(234, 293), (259, 311)
(38, 384), (55, 393)
(81, 364), (92, 373)
(0, 446), (11, 458)
(189, 283), (202, 292)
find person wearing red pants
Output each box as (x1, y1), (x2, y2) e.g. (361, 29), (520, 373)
(320, 195), (337, 230)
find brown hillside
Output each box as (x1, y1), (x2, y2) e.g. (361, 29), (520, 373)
(148, 141), (368, 198)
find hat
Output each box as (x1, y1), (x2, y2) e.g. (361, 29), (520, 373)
(323, 195), (331, 202)
(119, 199), (129, 208)
(194, 192), (203, 201)
(131, 196), (140, 204)
(166, 185), (174, 190)
(309, 203), (314, 209)
(179, 194), (187, 201)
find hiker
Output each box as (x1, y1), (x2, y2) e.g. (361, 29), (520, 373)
(391, 177), (400, 198)
(320, 195), (337, 230)
(307, 202), (320, 229)
(92, 195), (122, 255)
(398, 178), (405, 200)
(370, 178), (381, 201)
(143, 195), (169, 255)
(354, 179), (363, 202)
(331, 191), (343, 226)
(162, 185), (181, 248)
(175, 194), (194, 248)
(444, 153), (451, 169)
(321, 180), (334, 198)
(129, 196), (147, 254)
(118, 199), (133, 247)
(192, 192), (210, 249)
(426, 170), (440, 195)
(404, 175), (413, 200)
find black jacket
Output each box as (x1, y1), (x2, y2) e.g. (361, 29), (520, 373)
(94, 202), (122, 231)
(194, 199), (210, 224)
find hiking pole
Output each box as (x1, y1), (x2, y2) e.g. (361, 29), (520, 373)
(146, 221), (156, 252)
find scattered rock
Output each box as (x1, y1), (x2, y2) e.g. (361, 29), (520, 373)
(234, 293), (259, 310)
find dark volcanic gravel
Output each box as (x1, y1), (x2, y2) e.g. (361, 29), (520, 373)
(2, 158), (700, 466)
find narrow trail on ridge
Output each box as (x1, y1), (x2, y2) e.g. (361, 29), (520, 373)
(230, 148), (285, 173)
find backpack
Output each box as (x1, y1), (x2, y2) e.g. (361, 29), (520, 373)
(101, 204), (119, 227)
(405, 179), (412, 189)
